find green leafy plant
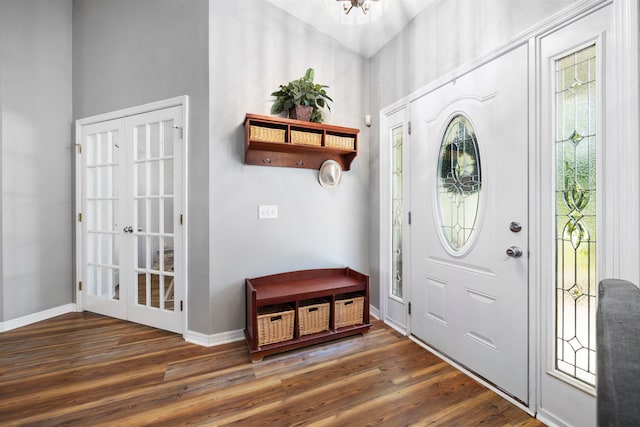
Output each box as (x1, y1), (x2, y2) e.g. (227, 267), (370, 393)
(270, 68), (333, 123)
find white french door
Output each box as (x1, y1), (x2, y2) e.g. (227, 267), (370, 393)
(79, 118), (127, 321)
(410, 44), (529, 403)
(77, 104), (185, 334)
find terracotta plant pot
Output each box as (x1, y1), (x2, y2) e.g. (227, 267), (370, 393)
(288, 105), (313, 121)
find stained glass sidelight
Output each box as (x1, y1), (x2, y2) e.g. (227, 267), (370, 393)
(555, 44), (597, 386)
(436, 115), (482, 252)
(391, 126), (403, 299)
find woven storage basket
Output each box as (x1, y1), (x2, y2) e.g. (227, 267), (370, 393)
(250, 125), (286, 143)
(334, 294), (364, 328)
(257, 305), (295, 346)
(325, 135), (355, 150)
(298, 300), (330, 336)
(291, 130), (322, 146)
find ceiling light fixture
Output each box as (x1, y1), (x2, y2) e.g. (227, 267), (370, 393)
(329, 0), (388, 25)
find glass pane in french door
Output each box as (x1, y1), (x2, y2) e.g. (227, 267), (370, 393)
(85, 129), (121, 301)
(134, 119), (175, 312)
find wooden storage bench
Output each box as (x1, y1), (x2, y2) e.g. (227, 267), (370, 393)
(245, 267), (370, 362)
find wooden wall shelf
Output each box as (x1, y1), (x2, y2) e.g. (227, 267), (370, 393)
(244, 113), (360, 171)
(245, 267), (370, 362)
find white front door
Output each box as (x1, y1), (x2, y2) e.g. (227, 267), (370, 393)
(78, 104), (185, 334)
(410, 44), (529, 403)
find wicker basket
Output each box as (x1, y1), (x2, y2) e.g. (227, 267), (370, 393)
(291, 130), (322, 146)
(326, 134), (355, 150)
(250, 125), (286, 143)
(334, 294), (364, 328)
(257, 305), (295, 346)
(298, 299), (330, 336)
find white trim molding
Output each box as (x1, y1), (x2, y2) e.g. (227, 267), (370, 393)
(612, 0), (640, 284)
(0, 304), (77, 332)
(384, 317), (408, 336)
(184, 328), (244, 348)
(75, 96), (189, 127)
(369, 304), (381, 320)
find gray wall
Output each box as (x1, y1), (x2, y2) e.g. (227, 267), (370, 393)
(368, 0), (577, 310)
(0, 0), (73, 321)
(72, 0), (211, 332)
(209, 0), (371, 333)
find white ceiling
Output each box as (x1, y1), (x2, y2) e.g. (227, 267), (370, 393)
(264, 0), (436, 58)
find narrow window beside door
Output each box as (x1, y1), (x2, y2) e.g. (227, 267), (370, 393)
(391, 125), (403, 299)
(555, 44), (597, 386)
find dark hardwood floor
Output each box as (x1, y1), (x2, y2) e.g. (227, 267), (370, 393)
(0, 312), (542, 426)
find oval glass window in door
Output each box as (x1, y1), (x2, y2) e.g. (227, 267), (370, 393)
(436, 115), (482, 252)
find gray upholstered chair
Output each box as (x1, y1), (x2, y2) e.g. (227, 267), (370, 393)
(597, 279), (640, 426)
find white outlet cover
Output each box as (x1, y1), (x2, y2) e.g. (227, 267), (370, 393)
(258, 205), (278, 219)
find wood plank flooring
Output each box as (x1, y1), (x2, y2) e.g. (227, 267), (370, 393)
(0, 312), (543, 426)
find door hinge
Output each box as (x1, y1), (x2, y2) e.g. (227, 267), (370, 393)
(76, 144), (82, 154)
(179, 214), (183, 225)
(174, 126), (183, 139)
(408, 121), (412, 135)
(180, 300), (184, 312)
(408, 301), (411, 315)
(78, 281), (83, 291)
(78, 212), (83, 222)
(408, 211), (411, 225)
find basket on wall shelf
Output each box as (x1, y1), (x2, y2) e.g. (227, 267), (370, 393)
(250, 125), (286, 143)
(325, 135), (355, 150)
(291, 130), (322, 146)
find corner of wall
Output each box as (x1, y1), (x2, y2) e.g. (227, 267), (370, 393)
(184, 327), (244, 348)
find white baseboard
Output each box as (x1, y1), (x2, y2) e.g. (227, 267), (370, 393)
(383, 317), (408, 336)
(369, 304), (381, 320)
(0, 303), (77, 332)
(536, 408), (565, 427)
(184, 328), (245, 347)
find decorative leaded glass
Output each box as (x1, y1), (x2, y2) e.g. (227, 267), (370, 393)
(391, 126), (403, 299)
(436, 115), (481, 252)
(555, 44), (597, 386)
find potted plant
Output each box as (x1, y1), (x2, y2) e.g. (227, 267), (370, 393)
(270, 68), (333, 123)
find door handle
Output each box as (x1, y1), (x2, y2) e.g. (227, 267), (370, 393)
(123, 226), (133, 233)
(506, 246), (523, 258)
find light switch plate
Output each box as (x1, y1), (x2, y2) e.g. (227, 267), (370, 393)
(258, 205), (278, 219)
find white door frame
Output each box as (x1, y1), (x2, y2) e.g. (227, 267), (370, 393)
(74, 96), (189, 335)
(378, 0), (638, 421)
